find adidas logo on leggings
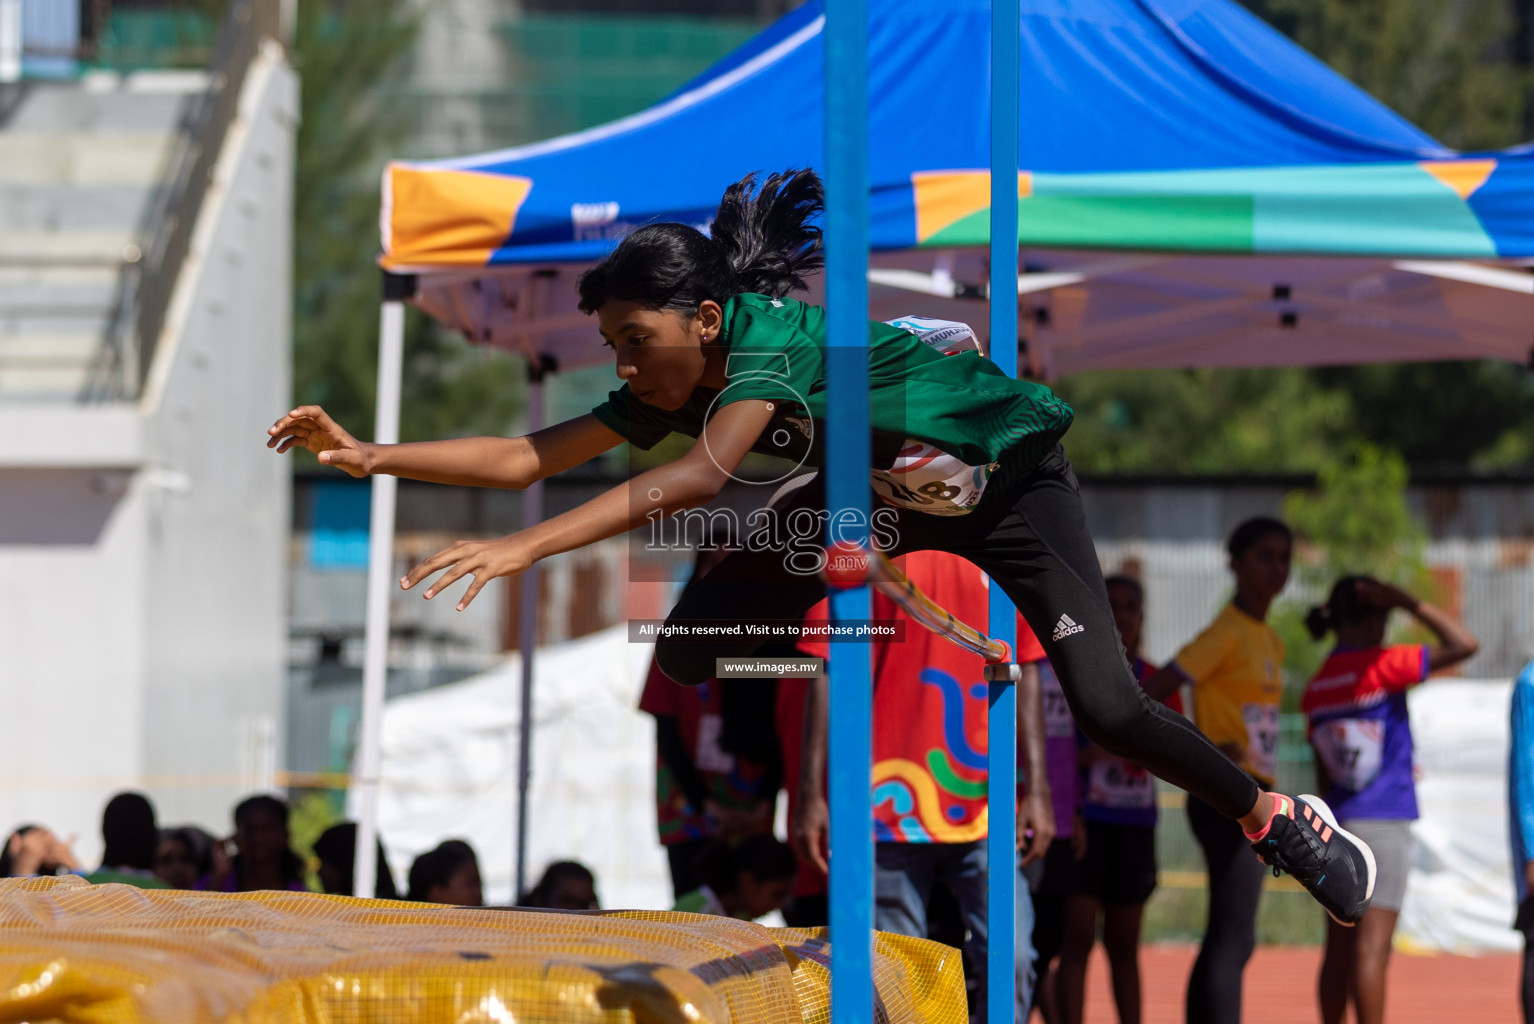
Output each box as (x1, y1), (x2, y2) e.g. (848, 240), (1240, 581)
(1052, 613), (1084, 642)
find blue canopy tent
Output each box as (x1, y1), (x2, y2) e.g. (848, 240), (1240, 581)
(379, 0), (1532, 375)
(349, 0), (1534, 904)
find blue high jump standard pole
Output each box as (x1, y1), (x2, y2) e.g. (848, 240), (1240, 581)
(824, 0), (873, 1022)
(987, 2), (1021, 1024)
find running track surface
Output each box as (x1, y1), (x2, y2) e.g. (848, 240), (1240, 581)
(1077, 944), (1520, 1023)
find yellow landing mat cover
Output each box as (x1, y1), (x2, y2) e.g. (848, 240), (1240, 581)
(0, 877), (967, 1024)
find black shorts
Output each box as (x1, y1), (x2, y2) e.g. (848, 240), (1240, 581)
(1073, 819), (1157, 906)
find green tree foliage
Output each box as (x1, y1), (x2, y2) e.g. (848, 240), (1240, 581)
(1311, 360), (1534, 471)
(287, 789), (342, 892)
(1064, 3), (1534, 475)
(1055, 368), (1354, 474)
(1250, 0), (1530, 149)
(289, 1), (523, 446)
(1273, 444), (1432, 691)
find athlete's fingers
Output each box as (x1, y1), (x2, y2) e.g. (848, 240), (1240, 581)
(268, 412), (313, 436)
(423, 561), (474, 600)
(288, 405), (345, 437)
(401, 543), (469, 589)
(457, 572), (495, 612)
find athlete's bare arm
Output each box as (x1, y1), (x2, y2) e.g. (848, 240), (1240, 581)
(400, 399), (777, 609)
(266, 405), (624, 489)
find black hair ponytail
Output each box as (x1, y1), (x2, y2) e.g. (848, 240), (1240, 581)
(1304, 604), (1332, 641)
(577, 169), (824, 314)
(710, 169), (824, 298)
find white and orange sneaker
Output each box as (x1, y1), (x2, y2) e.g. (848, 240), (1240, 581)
(1246, 793), (1377, 925)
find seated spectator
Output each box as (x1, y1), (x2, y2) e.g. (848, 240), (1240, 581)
(200, 795), (308, 892)
(86, 792), (167, 889)
(673, 835), (797, 921)
(154, 827), (212, 890)
(312, 822), (399, 899)
(0, 825), (79, 878)
(407, 839), (484, 906)
(520, 861), (599, 910)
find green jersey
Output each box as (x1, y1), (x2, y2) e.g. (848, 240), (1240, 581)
(591, 293), (1073, 515)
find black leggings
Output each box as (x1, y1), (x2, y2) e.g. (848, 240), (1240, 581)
(1185, 794), (1265, 1024)
(656, 445), (1261, 822)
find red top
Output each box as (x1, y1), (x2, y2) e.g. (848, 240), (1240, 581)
(800, 550), (1019, 843)
(775, 674), (827, 897)
(638, 659), (776, 845)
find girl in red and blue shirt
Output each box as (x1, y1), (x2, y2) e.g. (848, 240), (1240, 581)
(1302, 576), (1477, 1024)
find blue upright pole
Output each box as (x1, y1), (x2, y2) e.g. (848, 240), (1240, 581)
(987, 2), (1021, 1024)
(824, 0), (873, 1023)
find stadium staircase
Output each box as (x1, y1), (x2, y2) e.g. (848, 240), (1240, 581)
(0, 0), (278, 403)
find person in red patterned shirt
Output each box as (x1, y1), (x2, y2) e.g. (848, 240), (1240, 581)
(794, 550), (1054, 1023)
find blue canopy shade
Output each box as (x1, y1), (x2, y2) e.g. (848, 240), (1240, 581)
(382, 0), (1533, 270)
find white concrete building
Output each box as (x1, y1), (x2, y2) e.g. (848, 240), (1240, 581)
(0, 8), (294, 863)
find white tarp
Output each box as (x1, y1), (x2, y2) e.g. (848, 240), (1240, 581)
(1399, 678), (1520, 953)
(352, 625), (668, 908)
(357, 644), (1523, 946)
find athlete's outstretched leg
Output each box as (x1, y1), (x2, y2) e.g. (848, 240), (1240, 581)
(958, 445), (1373, 925)
(957, 446), (1259, 820)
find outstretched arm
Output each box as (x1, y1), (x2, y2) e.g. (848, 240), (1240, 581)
(1359, 580), (1478, 672)
(401, 399), (778, 609)
(267, 406), (624, 489)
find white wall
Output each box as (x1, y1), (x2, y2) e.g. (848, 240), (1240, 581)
(0, 467), (150, 863)
(138, 44), (296, 833)
(0, 46), (295, 860)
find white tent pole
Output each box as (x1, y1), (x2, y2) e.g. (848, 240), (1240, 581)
(513, 369), (544, 901)
(0, 0), (19, 84)
(353, 291), (406, 899)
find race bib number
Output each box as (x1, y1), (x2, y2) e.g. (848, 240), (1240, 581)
(693, 713), (735, 774)
(870, 316), (993, 517)
(1242, 703), (1280, 781)
(870, 441), (997, 517)
(1041, 664), (1074, 739)
(1310, 717), (1386, 793)
(1086, 757), (1156, 810)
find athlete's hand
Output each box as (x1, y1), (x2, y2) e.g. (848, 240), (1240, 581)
(1018, 792), (1055, 866)
(400, 533), (535, 611)
(1354, 577), (1416, 612)
(266, 405), (372, 478)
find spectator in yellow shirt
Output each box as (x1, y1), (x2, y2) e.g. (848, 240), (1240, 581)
(1146, 516), (1292, 1024)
